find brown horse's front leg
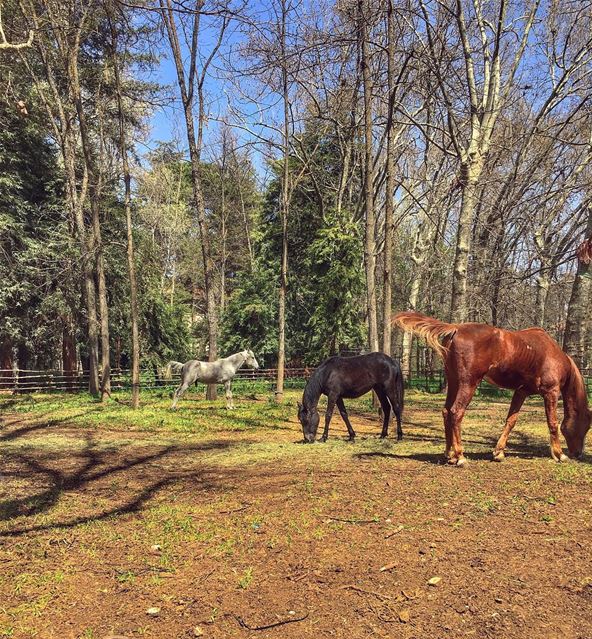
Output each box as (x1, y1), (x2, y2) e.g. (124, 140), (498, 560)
(543, 389), (568, 462)
(493, 389), (527, 461)
(442, 407), (453, 460)
(321, 398), (336, 442)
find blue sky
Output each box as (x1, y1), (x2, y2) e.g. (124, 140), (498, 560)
(140, 1), (284, 183)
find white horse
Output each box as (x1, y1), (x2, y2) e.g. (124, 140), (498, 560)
(168, 349), (259, 410)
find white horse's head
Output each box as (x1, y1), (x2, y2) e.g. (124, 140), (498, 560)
(243, 349), (260, 369)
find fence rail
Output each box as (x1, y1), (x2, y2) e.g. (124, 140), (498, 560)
(1, 367), (591, 397)
(0, 367), (311, 393)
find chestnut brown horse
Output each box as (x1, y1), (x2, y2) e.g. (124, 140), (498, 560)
(393, 312), (591, 466)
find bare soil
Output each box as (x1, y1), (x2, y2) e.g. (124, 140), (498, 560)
(1, 392), (591, 639)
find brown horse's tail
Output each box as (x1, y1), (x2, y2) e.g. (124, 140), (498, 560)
(392, 312), (458, 358)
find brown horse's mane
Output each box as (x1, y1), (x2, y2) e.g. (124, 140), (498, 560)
(393, 312), (457, 358)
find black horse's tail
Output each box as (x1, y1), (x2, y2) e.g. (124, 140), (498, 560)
(396, 364), (404, 414)
(388, 359), (404, 440)
(392, 361), (404, 414)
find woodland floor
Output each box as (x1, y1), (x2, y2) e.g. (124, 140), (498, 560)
(1, 387), (592, 639)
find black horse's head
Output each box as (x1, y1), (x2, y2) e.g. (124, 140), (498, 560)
(298, 402), (319, 443)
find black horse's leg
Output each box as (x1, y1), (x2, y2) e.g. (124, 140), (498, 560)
(336, 398), (356, 440)
(387, 378), (404, 440)
(375, 389), (391, 438)
(321, 396), (336, 442)
(394, 405), (403, 440)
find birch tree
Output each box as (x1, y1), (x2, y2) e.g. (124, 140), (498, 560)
(419, 0), (539, 322)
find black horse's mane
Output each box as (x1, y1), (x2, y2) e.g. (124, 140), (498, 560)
(302, 363), (326, 408)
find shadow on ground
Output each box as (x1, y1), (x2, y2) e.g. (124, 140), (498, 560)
(0, 430), (242, 537)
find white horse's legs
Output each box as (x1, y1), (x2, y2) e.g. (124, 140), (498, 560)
(171, 382), (189, 409)
(225, 380), (235, 409)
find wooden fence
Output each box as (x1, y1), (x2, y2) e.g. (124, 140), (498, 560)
(0, 367), (310, 393)
(1, 367), (591, 397)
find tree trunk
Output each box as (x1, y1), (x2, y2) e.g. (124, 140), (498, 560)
(69, 46), (110, 398)
(93, 206), (111, 399)
(535, 267), (551, 327)
(220, 176), (227, 313)
(62, 319), (77, 392)
(161, 0), (219, 400)
(401, 218), (433, 379)
(0, 338), (14, 390)
(564, 205), (592, 367)
(109, 11), (140, 408)
(62, 134), (100, 396)
(276, 0), (290, 402)
(450, 166), (481, 323)
(381, 0), (395, 357)
(359, 0), (379, 352)
(401, 275), (422, 380)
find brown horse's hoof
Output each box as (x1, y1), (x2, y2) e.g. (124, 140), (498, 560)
(492, 450), (505, 462)
(558, 453), (569, 463)
(447, 456), (466, 466)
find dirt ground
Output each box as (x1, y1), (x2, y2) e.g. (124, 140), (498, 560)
(1, 390), (592, 639)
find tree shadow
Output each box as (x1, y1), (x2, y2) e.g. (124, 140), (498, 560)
(0, 414), (88, 441)
(0, 434), (240, 537)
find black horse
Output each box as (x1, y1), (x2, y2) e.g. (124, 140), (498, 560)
(297, 352), (404, 443)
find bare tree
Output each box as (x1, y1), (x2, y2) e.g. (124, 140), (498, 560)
(160, 0), (231, 400)
(18, 0), (101, 394)
(419, 0), (539, 322)
(564, 202), (592, 366)
(108, 4), (140, 407)
(358, 0), (379, 351)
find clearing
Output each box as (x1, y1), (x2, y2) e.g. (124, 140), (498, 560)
(1, 388), (591, 639)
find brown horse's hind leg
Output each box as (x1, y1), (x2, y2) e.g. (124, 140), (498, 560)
(543, 389), (568, 462)
(447, 382), (479, 466)
(492, 389), (527, 461)
(442, 378), (458, 461)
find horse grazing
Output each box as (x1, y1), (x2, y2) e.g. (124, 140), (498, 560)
(169, 350), (259, 410)
(393, 312), (591, 466)
(298, 353), (404, 443)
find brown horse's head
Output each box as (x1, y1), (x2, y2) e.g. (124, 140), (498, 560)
(561, 359), (591, 459)
(561, 408), (591, 459)
(298, 402), (319, 443)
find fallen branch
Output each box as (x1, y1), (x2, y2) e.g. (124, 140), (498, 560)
(219, 503), (251, 514)
(338, 584), (393, 601)
(385, 525), (404, 538)
(322, 516), (379, 524)
(235, 611), (309, 631)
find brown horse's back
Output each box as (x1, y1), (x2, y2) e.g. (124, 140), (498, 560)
(448, 323), (571, 394)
